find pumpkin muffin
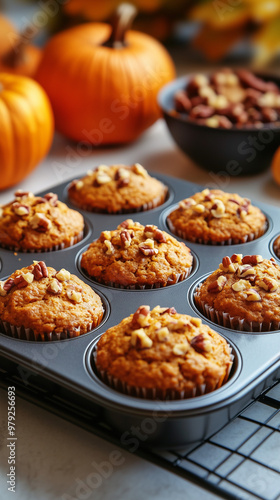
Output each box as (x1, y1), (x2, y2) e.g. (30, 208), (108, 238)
(94, 305), (233, 399)
(0, 262), (104, 341)
(81, 219), (193, 289)
(68, 163), (168, 213)
(167, 188), (267, 245)
(273, 235), (280, 259)
(194, 253), (280, 332)
(0, 190), (84, 252)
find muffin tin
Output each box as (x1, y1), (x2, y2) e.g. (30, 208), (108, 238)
(1, 172), (280, 449)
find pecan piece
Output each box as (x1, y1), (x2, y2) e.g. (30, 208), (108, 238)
(118, 219), (134, 229)
(211, 199), (225, 218)
(29, 213), (51, 232)
(120, 230), (132, 249)
(258, 278), (278, 293)
(242, 255), (263, 266)
(132, 305), (150, 328)
(144, 225), (166, 243)
(189, 104), (214, 119)
(139, 239), (158, 256)
(33, 261), (48, 280)
(14, 272), (34, 288)
(117, 178), (130, 188)
(47, 278), (62, 295)
(131, 328), (153, 348)
(159, 307), (177, 315)
(191, 334), (212, 354)
(14, 190), (31, 198)
(12, 203), (30, 216)
(179, 198), (196, 209)
(237, 265), (256, 279)
(245, 289), (261, 302)
(43, 193), (58, 206)
(207, 275), (227, 292)
(174, 90), (192, 112)
(173, 343), (189, 356)
(3, 278), (15, 293)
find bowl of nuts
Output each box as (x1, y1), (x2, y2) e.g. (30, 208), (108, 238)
(158, 68), (280, 175)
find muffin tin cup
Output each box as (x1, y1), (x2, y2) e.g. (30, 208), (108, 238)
(167, 217), (267, 246)
(0, 230), (84, 253)
(68, 191), (168, 214)
(84, 269), (191, 290)
(194, 291), (280, 333)
(0, 318), (96, 342)
(93, 347), (234, 400)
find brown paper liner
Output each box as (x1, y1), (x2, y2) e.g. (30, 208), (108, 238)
(84, 269), (191, 290)
(0, 319), (95, 341)
(194, 290), (280, 332)
(93, 349), (234, 400)
(69, 190), (168, 214)
(167, 218), (267, 245)
(0, 230), (84, 253)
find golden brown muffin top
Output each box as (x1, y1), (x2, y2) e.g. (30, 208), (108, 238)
(196, 254), (280, 325)
(168, 189), (266, 243)
(96, 305), (232, 395)
(0, 262), (103, 338)
(81, 219), (193, 288)
(0, 190), (84, 251)
(68, 163), (167, 213)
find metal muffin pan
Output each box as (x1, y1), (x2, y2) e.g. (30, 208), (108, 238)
(0, 172), (280, 449)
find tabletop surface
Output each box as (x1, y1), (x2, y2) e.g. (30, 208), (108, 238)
(0, 118), (279, 500)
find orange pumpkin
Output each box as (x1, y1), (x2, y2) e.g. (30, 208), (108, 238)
(0, 73), (54, 191)
(0, 15), (42, 78)
(36, 4), (175, 144)
(271, 146), (280, 186)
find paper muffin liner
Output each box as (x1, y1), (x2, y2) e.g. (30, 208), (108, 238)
(84, 268), (191, 290)
(167, 218), (267, 245)
(69, 189), (168, 214)
(93, 348), (234, 400)
(0, 319), (95, 341)
(194, 288), (280, 332)
(0, 230), (84, 253)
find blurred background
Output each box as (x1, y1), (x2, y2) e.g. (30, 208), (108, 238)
(1, 0), (280, 75)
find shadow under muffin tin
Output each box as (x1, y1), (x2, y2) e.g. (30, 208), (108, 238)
(0, 172), (279, 448)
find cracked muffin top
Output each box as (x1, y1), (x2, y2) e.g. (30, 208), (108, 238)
(81, 219), (193, 288)
(0, 190), (84, 251)
(167, 188), (266, 244)
(0, 262), (103, 341)
(195, 253), (280, 330)
(68, 163), (168, 213)
(95, 305), (233, 398)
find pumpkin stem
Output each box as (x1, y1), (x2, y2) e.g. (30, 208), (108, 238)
(102, 3), (137, 49)
(2, 24), (38, 68)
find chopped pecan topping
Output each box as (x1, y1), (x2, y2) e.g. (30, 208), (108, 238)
(191, 334), (212, 353)
(43, 193), (58, 206)
(232, 279), (250, 292)
(12, 203), (30, 216)
(144, 225), (166, 243)
(231, 253), (243, 264)
(242, 255), (263, 266)
(219, 256), (237, 273)
(56, 269), (71, 282)
(118, 219), (134, 229)
(96, 172), (111, 185)
(120, 230), (132, 248)
(131, 328), (153, 348)
(193, 203), (205, 213)
(115, 167), (130, 181)
(14, 190), (31, 198)
(66, 289), (82, 303)
(75, 180), (84, 190)
(237, 265), (256, 279)
(100, 231), (111, 241)
(3, 278), (15, 293)
(29, 213), (51, 232)
(139, 239), (158, 256)
(117, 178), (130, 188)
(132, 163), (148, 177)
(237, 205), (249, 219)
(173, 343), (189, 356)
(245, 289), (261, 302)
(47, 278), (62, 295)
(159, 307), (177, 315)
(0, 281), (7, 296)
(33, 261), (48, 280)
(207, 275), (227, 292)
(132, 305), (150, 328)
(190, 317), (202, 327)
(156, 327), (169, 342)
(179, 198), (196, 209)
(14, 272), (34, 288)
(211, 199), (225, 218)
(258, 277), (278, 292)
(104, 240), (114, 255)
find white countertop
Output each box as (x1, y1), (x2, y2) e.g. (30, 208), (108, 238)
(0, 119), (279, 500)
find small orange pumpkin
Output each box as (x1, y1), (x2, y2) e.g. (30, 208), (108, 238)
(36, 4), (175, 144)
(0, 73), (54, 191)
(0, 15), (42, 78)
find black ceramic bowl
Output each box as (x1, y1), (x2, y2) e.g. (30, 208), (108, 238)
(158, 74), (280, 175)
